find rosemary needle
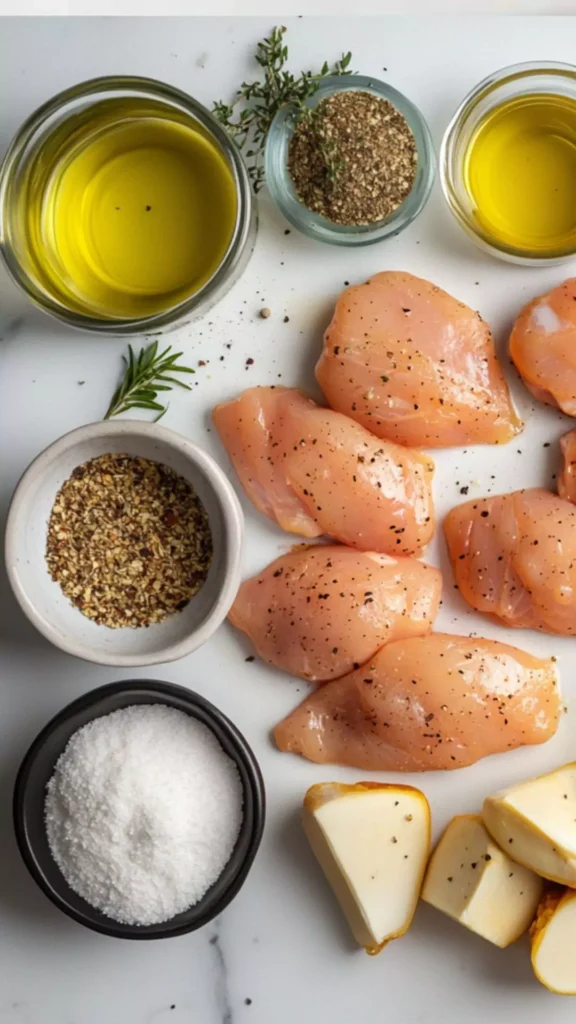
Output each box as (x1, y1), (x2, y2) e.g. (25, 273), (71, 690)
(104, 341), (195, 422)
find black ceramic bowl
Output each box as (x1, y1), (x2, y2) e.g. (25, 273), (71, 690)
(13, 680), (265, 939)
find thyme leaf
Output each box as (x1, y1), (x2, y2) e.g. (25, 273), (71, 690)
(213, 25), (354, 192)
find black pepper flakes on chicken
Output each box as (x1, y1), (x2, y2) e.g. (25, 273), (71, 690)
(510, 278), (576, 416)
(213, 385), (435, 555)
(446, 488), (576, 635)
(316, 271), (521, 448)
(274, 634), (559, 770)
(228, 545), (441, 682)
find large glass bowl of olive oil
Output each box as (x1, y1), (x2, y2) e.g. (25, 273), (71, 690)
(441, 62), (576, 265)
(0, 77), (256, 333)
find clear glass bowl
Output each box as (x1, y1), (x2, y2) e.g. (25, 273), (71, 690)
(441, 61), (576, 266)
(265, 75), (435, 247)
(0, 76), (257, 335)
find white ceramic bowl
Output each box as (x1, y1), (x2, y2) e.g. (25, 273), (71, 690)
(5, 420), (244, 667)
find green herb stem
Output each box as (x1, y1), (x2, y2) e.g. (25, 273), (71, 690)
(104, 341), (195, 422)
(213, 25), (353, 192)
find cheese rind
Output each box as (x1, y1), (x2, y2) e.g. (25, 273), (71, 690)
(303, 782), (430, 954)
(483, 763), (576, 885)
(531, 887), (576, 994)
(422, 814), (542, 947)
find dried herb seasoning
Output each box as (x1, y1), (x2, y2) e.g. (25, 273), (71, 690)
(46, 454), (212, 628)
(288, 90), (417, 226)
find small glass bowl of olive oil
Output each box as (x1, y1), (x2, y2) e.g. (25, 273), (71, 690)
(441, 62), (576, 265)
(0, 77), (256, 334)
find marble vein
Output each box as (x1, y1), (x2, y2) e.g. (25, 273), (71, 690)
(210, 925), (233, 1024)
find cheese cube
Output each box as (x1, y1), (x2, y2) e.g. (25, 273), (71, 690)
(303, 782), (430, 955)
(483, 763), (576, 885)
(421, 814), (542, 947)
(531, 887), (576, 994)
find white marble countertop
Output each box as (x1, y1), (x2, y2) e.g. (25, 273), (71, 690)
(2, 16), (576, 1024)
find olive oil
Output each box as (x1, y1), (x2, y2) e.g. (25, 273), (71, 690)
(464, 93), (576, 255)
(18, 98), (237, 319)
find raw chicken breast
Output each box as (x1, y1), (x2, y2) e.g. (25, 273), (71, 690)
(274, 634), (559, 771)
(510, 279), (576, 414)
(316, 271), (521, 448)
(445, 488), (576, 635)
(229, 545), (441, 682)
(558, 429), (576, 504)
(213, 387), (435, 555)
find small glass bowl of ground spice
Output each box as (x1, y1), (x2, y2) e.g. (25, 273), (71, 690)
(5, 420), (244, 667)
(265, 76), (435, 246)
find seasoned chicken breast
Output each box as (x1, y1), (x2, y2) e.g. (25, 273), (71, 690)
(510, 278), (576, 414)
(213, 387), (435, 555)
(229, 545), (441, 682)
(274, 634), (559, 770)
(316, 271), (521, 448)
(445, 488), (576, 635)
(558, 429), (576, 504)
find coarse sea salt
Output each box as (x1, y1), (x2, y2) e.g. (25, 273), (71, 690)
(45, 704), (243, 926)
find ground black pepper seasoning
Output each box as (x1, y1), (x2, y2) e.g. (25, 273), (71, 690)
(288, 90), (417, 226)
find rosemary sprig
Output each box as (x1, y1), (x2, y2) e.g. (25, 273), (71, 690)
(104, 341), (195, 422)
(213, 25), (353, 192)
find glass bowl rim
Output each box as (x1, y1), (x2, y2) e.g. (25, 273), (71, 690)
(264, 73), (436, 247)
(440, 59), (576, 263)
(0, 74), (254, 334)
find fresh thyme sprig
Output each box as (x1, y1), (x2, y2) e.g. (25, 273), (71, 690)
(213, 25), (353, 192)
(296, 106), (345, 185)
(104, 341), (195, 422)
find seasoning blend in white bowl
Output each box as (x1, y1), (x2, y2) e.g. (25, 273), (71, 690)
(5, 420), (244, 666)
